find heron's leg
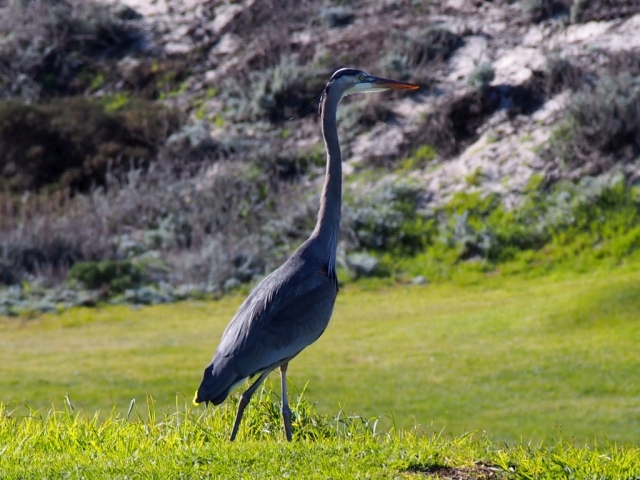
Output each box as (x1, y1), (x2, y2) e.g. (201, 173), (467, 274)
(230, 370), (271, 442)
(279, 362), (292, 442)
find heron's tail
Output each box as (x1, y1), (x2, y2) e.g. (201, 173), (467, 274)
(193, 363), (237, 406)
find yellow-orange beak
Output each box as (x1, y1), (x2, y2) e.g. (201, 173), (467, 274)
(371, 76), (420, 90)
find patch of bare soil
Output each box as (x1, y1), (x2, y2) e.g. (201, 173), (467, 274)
(405, 462), (505, 479)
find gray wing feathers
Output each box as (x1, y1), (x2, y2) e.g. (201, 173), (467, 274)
(209, 254), (337, 388)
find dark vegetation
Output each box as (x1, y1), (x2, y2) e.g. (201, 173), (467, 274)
(570, 0), (640, 23)
(410, 88), (501, 159)
(522, 0), (572, 22)
(405, 68), (546, 160)
(566, 74), (640, 160)
(407, 47), (640, 165)
(380, 27), (463, 81)
(0, 97), (181, 192)
(541, 51), (640, 178)
(522, 0), (640, 23)
(0, 0), (144, 101)
(1, 0), (640, 314)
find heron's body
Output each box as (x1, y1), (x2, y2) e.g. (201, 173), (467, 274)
(202, 237), (338, 405)
(195, 68), (418, 441)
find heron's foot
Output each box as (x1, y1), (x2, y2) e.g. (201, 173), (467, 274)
(281, 403), (293, 442)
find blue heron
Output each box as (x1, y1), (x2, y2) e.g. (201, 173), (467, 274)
(194, 68), (419, 441)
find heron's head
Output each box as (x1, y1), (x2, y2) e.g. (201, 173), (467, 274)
(326, 68), (419, 99)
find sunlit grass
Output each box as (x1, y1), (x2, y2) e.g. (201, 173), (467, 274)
(1, 265), (640, 444)
(1, 398), (639, 479)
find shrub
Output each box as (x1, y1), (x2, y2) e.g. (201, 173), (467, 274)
(381, 27), (462, 80)
(397, 145), (438, 172)
(544, 54), (583, 94)
(379, 53), (413, 82)
(0, 97), (181, 193)
(409, 88), (501, 158)
(543, 72), (640, 171)
(69, 260), (143, 293)
(224, 56), (324, 123)
(345, 180), (434, 255)
(0, 151), (313, 288)
(571, 0), (640, 23)
(395, 27), (462, 67)
(345, 252), (386, 279)
(0, 238), (84, 286)
(468, 63), (495, 92)
(436, 192), (503, 261)
(522, 0), (571, 22)
(433, 174), (640, 266)
(322, 7), (355, 28)
(0, 0), (143, 100)
(251, 146), (326, 182)
(547, 176), (640, 254)
(566, 74), (640, 157)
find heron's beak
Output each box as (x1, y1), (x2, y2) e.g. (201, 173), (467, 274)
(370, 76), (420, 90)
(346, 76), (419, 96)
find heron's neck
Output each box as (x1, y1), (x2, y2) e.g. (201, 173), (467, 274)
(312, 88), (342, 266)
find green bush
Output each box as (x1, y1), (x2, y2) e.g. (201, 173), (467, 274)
(434, 175), (640, 267)
(467, 63), (495, 92)
(397, 145), (438, 172)
(567, 74), (640, 156)
(224, 56), (324, 123)
(365, 174), (640, 281)
(69, 260), (144, 293)
(539, 72), (640, 177)
(346, 180), (434, 255)
(547, 177), (640, 257)
(0, 97), (181, 193)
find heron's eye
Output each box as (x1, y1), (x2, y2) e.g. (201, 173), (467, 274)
(359, 74), (365, 81)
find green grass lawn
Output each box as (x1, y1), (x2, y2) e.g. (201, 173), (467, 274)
(2, 400), (639, 478)
(2, 266), (640, 445)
